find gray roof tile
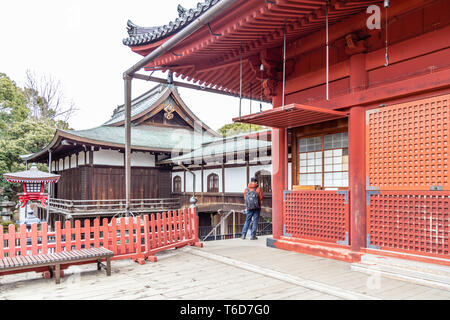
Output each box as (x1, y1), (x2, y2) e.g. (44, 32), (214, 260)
(63, 125), (215, 151)
(104, 83), (167, 125)
(123, 0), (220, 47)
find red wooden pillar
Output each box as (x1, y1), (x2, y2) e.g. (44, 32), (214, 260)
(349, 54), (368, 92)
(349, 107), (366, 251)
(348, 53), (367, 251)
(271, 94), (288, 240)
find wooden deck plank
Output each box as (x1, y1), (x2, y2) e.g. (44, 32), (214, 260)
(1, 237), (450, 300)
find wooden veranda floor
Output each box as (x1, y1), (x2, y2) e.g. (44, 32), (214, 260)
(1, 236), (449, 300)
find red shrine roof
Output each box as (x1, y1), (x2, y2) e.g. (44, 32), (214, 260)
(233, 104), (348, 129)
(3, 164), (60, 183)
(123, 0), (381, 99)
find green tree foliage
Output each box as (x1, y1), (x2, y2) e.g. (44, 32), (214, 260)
(0, 73), (29, 128)
(218, 122), (264, 137)
(0, 72), (72, 199)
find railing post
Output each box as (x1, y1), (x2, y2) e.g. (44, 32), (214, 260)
(233, 211), (236, 239)
(7, 224), (15, 257)
(55, 221), (62, 253)
(189, 196), (201, 247)
(19, 224), (26, 256)
(41, 222), (48, 255)
(102, 218), (109, 250)
(143, 214), (150, 254)
(65, 220), (72, 252)
(135, 216), (146, 265)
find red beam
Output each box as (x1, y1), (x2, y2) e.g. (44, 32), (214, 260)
(286, 0), (435, 58)
(305, 66), (450, 110)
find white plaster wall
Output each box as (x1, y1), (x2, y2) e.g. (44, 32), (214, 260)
(131, 152), (155, 167)
(202, 168), (222, 193)
(185, 170), (201, 193)
(52, 161), (56, 172)
(172, 172), (184, 193)
(70, 154), (77, 168)
(92, 150), (155, 167)
(249, 164), (272, 180)
(64, 156), (70, 170)
(93, 149), (123, 166)
(78, 151), (85, 166)
(224, 167), (247, 193)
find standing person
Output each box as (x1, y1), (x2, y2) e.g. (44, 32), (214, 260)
(241, 177), (263, 240)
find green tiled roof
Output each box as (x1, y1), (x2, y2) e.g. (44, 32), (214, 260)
(63, 125), (215, 151)
(162, 129), (272, 164)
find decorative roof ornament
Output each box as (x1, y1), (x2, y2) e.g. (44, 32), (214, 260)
(164, 103), (175, 120)
(126, 20), (139, 37)
(123, 0), (221, 47)
(177, 4), (187, 17)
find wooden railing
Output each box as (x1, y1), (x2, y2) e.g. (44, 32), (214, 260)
(40, 197), (181, 217)
(0, 208), (200, 263)
(199, 222), (273, 241)
(176, 192), (272, 215)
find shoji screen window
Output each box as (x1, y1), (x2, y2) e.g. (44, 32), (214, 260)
(298, 136), (323, 187)
(298, 132), (348, 189)
(323, 132), (348, 188)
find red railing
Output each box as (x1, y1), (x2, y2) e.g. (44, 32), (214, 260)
(0, 208), (200, 262)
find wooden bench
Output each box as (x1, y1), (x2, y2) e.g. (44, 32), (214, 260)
(0, 247), (113, 284)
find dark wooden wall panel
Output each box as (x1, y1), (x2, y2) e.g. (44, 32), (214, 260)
(56, 165), (170, 200)
(158, 169), (171, 198)
(55, 167), (82, 200)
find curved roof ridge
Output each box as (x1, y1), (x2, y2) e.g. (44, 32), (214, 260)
(104, 83), (168, 126)
(123, 0), (219, 47)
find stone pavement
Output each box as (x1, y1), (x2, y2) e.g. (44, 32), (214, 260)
(0, 235), (449, 300)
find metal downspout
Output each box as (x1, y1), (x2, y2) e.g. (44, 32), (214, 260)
(47, 150), (52, 223)
(122, 0), (239, 214)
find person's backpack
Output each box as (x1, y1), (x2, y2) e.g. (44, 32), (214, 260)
(245, 187), (260, 210)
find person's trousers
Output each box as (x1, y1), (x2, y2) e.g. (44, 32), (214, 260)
(241, 209), (261, 238)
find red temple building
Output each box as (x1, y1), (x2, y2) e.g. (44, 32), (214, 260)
(122, 0), (450, 264)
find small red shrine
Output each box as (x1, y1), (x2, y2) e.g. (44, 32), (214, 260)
(3, 164), (60, 208)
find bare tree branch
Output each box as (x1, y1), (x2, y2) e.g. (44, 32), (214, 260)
(24, 70), (77, 125)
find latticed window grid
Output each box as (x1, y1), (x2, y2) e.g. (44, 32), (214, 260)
(367, 192), (449, 257)
(366, 94), (449, 190)
(25, 183), (42, 193)
(298, 133), (349, 188)
(283, 191), (349, 244)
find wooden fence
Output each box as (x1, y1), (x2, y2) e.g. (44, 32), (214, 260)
(0, 208), (200, 265)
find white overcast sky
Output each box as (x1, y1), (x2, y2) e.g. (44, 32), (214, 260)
(0, 0), (271, 131)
